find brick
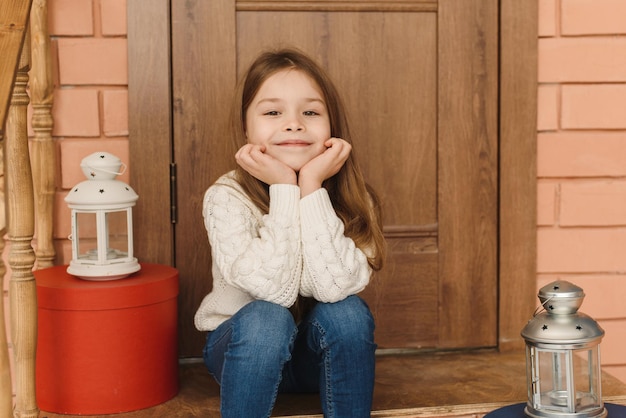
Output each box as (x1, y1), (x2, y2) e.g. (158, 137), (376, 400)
(102, 89), (129, 136)
(50, 39), (61, 87)
(57, 38), (128, 85)
(49, 0), (94, 36)
(538, 0), (557, 37)
(55, 239), (74, 266)
(537, 181), (557, 226)
(52, 88), (100, 137)
(562, 84), (626, 130)
(562, 0), (626, 35)
(537, 84), (559, 131)
(539, 37), (626, 83)
(561, 181), (626, 226)
(58, 137), (131, 189)
(598, 319), (626, 365)
(54, 190), (72, 240)
(101, 0), (127, 36)
(537, 227), (626, 273)
(538, 132), (626, 178)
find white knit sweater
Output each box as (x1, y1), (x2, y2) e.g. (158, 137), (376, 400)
(194, 171), (372, 332)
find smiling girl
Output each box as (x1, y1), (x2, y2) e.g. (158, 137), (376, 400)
(194, 48), (386, 418)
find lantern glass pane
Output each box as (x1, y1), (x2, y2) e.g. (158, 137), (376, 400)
(526, 345), (535, 406)
(76, 212), (98, 261)
(574, 346), (602, 411)
(536, 349), (572, 412)
(106, 210), (130, 260)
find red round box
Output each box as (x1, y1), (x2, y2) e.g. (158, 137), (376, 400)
(35, 263), (179, 415)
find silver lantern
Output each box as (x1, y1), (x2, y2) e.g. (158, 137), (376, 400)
(521, 281), (606, 418)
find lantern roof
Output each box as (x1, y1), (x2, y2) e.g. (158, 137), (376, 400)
(538, 281), (584, 314)
(65, 179), (138, 209)
(521, 280), (604, 348)
(521, 311), (604, 347)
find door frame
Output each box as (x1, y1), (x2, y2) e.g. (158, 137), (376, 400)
(127, 0), (537, 352)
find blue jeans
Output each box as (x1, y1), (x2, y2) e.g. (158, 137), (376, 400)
(203, 295), (376, 418)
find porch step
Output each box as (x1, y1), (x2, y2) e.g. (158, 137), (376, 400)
(40, 350), (626, 418)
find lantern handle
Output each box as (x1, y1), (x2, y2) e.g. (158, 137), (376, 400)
(84, 162), (127, 177)
(532, 295), (554, 317)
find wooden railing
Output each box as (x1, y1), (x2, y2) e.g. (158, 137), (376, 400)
(1, 0), (56, 416)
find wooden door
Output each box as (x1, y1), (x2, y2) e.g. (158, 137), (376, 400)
(130, 0), (501, 357)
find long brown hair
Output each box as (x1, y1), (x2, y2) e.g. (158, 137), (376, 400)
(229, 48), (386, 271)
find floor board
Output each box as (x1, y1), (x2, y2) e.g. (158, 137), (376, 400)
(39, 350), (626, 418)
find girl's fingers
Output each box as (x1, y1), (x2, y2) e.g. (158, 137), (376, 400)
(236, 144), (265, 166)
(326, 138), (351, 158)
(325, 138), (351, 165)
(236, 144), (296, 185)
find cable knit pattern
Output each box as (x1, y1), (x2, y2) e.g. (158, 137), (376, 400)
(194, 171), (371, 331)
(194, 172), (301, 331)
(299, 188), (372, 302)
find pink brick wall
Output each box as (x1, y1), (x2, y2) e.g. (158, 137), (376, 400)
(538, 0), (626, 383)
(4, 0), (626, 400)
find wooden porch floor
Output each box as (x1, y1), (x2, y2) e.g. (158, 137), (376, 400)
(39, 350), (626, 418)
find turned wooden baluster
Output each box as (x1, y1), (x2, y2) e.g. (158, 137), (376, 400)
(5, 30), (39, 418)
(0, 161), (10, 418)
(30, 0), (55, 269)
(1, 1), (36, 416)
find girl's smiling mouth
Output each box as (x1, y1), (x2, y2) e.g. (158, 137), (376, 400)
(277, 140), (311, 146)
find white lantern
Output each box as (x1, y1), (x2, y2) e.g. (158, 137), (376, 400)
(521, 281), (606, 418)
(65, 152), (140, 280)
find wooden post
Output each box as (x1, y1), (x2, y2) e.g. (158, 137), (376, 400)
(0, 0), (36, 416)
(5, 29), (39, 418)
(29, 0), (55, 269)
(0, 178), (10, 418)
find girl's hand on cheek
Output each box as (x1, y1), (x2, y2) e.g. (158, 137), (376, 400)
(236, 144), (297, 185)
(299, 138), (351, 196)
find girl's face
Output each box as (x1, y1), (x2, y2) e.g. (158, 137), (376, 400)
(245, 69), (331, 172)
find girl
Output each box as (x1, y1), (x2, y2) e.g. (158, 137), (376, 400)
(194, 48), (386, 418)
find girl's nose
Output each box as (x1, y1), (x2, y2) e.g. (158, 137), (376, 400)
(284, 115), (304, 132)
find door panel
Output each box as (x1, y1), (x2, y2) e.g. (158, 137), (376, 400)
(437, 0), (499, 347)
(138, 0), (498, 356)
(169, 1), (237, 356)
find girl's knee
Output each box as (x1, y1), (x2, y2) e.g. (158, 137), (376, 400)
(234, 300), (297, 347)
(312, 296), (375, 341)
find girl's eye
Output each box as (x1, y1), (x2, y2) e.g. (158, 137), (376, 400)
(303, 110), (319, 116)
(264, 110), (280, 116)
